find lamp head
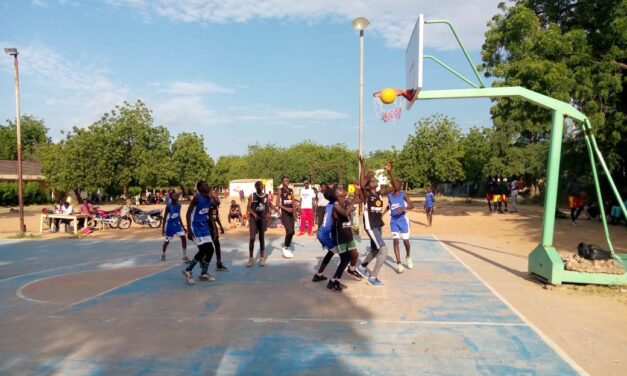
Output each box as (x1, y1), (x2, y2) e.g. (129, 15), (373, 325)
(4, 48), (18, 56)
(352, 17), (369, 31)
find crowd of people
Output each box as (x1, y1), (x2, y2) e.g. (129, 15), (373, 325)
(161, 156), (439, 292)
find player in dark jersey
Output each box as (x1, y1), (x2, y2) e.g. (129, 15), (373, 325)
(327, 185), (361, 292)
(247, 180), (275, 267)
(210, 189), (228, 272)
(182, 181), (216, 285)
(357, 156), (400, 287)
(276, 176), (296, 259)
(312, 184), (363, 284)
(161, 191), (188, 263)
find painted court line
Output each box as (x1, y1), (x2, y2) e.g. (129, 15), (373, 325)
(432, 234), (589, 376)
(0, 251), (157, 284)
(59, 263), (180, 311)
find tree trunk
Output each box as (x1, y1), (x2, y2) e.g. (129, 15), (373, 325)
(72, 189), (82, 203)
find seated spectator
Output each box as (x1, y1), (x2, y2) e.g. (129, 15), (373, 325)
(78, 199), (94, 228)
(52, 201), (73, 233)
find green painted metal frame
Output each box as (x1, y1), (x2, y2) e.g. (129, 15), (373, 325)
(415, 87), (627, 285)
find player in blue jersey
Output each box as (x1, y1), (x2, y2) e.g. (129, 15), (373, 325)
(425, 186), (435, 227)
(312, 184), (363, 283)
(161, 191), (188, 263)
(182, 181), (216, 285)
(383, 187), (415, 273)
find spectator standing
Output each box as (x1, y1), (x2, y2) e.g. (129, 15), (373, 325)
(298, 181), (316, 236)
(316, 183), (329, 228)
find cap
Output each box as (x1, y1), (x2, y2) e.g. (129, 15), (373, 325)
(303, 180), (309, 184)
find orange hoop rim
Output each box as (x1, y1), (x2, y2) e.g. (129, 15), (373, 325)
(372, 89), (415, 101)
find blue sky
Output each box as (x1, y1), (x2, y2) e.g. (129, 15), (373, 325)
(0, 0), (502, 159)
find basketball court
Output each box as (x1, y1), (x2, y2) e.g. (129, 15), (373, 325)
(0, 236), (582, 375)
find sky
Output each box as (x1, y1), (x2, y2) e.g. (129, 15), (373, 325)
(0, 0), (503, 159)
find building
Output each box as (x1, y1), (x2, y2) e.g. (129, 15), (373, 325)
(0, 160), (45, 188)
(228, 179), (274, 198)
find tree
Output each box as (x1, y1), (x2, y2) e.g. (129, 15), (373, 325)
(396, 114), (465, 187)
(461, 127), (493, 183)
(482, 0), (626, 185)
(0, 115), (50, 161)
(171, 132), (214, 190)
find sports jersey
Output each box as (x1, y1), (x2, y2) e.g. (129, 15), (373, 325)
(164, 201), (183, 236)
(279, 186), (294, 212)
(317, 201), (336, 250)
(251, 192), (268, 217)
(363, 191), (384, 229)
(425, 192), (435, 208)
(388, 191), (407, 218)
(333, 201), (354, 244)
(210, 199), (220, 222)
(190, 193), (212, 238)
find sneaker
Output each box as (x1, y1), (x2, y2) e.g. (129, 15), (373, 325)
(327, 280), (343, 292)
(160, 254), (166, 262)
(572, 221), (577, 227)
(182, 256), (190, 263)
(281, 247), (294, 259)
(397, 263), (404, 274)
(259, 257), (266, 267)
(356, 265), (370, 279)
(346, 269), (363, 281)
(406, 257), (413, 269)
(182, 270), (194, 285)
(198, 273), (215, 281)
(312, 274), (327, 282)
(215, 262), (229, 272)
(367, 277), (384, 287)
(246, 257), (254, 267)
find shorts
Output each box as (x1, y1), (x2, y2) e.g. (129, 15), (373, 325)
(317, 230), (336, 251)
(425, 206), (434, 215)
(390, 216), (410, 240)
(365, 226), (385, 250)
(487, 193), (493, 201)
(193, 236), (213, 246)
(336, 240), (357, 253)
(500, 194), (508, 202)
(165, 230), (185, 242)
(568, 195), (583, 209)
(249, 217), (267, 235)
(492, 195), (500, 203)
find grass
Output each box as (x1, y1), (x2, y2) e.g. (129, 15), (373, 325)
(8, 232), (41, 239)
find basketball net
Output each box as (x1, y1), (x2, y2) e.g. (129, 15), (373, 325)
(372, 89), (412, 124)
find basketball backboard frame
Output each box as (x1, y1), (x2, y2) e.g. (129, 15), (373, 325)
(405, 14), (424, 110)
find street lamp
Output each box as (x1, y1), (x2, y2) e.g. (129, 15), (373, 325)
(352, 17), (369, 236)
(4, 47), (25, 234)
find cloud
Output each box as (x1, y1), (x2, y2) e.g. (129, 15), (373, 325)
(101, 0), (502, 50)
(151, 80), (234, 96)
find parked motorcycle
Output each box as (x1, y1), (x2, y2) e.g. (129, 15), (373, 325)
(87, 207), (122, 229)
(118, 207), (162, 229)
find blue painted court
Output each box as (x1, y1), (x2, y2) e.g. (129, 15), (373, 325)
(0, 236), (581, 375)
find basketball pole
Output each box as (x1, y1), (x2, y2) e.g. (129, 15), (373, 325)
(352, 17), (369, 236)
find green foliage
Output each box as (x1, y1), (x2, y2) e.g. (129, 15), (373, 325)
(0, 115), (50, 161)
(482, 0), (626, 183)
(171, 132), (214, 189)
(0, 182), (49, 206)
(396, 114), (465, 186)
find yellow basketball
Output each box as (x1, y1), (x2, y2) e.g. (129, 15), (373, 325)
(380, 88), (397, 104)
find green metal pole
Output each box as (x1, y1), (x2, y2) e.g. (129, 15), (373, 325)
(424, 55), (479, 88)
(581, 121), (615, 254)
(585, 119), (627, 219)
(541, 110), (564, 247)
(424, 19), (485, 88)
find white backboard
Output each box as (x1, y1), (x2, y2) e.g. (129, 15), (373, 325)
(405, 14), (424, 110)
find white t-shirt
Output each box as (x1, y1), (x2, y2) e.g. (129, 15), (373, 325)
(300, 188), (316, 209)
(511, 180), (518, 192)
(62, 205), (73, 215)
(317, 191), (329, 207)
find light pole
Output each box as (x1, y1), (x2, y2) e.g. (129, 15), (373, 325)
(4, 47), (25, 234)
(352, 17), (369, 235)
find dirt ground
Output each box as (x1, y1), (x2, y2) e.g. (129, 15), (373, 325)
(1, 196), (626, 375)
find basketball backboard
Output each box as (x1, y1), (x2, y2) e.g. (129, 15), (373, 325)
(405, 14), (424, 110)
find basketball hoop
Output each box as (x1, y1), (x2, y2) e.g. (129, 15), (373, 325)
(372, 89), (414, 123)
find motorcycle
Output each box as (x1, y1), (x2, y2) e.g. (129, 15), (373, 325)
(87, 207), (122, 229)
(118, 207), (162, 229)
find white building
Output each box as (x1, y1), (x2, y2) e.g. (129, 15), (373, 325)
(228, 179), (274, 198)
